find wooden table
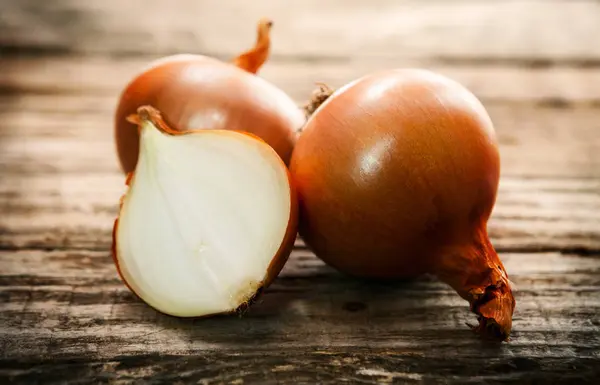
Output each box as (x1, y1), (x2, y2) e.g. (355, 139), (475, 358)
(1, 1), (599, 383)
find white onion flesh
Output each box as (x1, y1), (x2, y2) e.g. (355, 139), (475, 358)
(115, 120), (292, 317)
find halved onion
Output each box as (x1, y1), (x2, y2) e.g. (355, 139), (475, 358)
(112, 106), (297, 317)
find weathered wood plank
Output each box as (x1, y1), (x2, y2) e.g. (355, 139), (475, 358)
(2, 350), (599, 385)
(1, 0), (600, 62)
(3, 57), (600, 105)
(1, 174), (599, 252)
(0, 250), (598, 383)
(1, 249), (599, 337)
(2, 101), (599, 179)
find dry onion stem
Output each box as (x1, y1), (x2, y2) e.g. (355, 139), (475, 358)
(232, 18), (273, 74)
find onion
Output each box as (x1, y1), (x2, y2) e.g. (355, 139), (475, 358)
(112, 106), (297, 317)
(290, 69), (515, 340)
(114, 18), (305, 173)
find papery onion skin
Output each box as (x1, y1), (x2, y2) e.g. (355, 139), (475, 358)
(290, 69), (515, 339)
(114, 19), (305, 173)
(112, 106), (298, 317)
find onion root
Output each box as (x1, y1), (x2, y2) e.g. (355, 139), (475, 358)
(303, 82), (335, 119)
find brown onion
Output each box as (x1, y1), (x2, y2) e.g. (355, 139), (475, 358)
(115, 18), (305, 173)
(290, 69), (515, 340)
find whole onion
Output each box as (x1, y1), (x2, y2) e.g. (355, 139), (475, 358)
(114, 19), (305, 173)
(290, 69), (515, 340)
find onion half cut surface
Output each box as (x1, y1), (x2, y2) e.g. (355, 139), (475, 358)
(113, 107), (297, 317)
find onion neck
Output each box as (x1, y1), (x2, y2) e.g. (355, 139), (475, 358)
(432, 227), (515, 341)
(232, 19), (272, 74)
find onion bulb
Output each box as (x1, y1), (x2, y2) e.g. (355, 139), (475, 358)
(112, 106), (297, 317)
(115, 18), (305, 173)
(290, 69), (515, 340)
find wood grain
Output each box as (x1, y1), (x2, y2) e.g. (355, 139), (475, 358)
(1, 249), (599, 383)
(2, 351), (599, 385)
(3, 56), (600, 104)
(2, 174), (599, 252)
(1, 56), (599, 182)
